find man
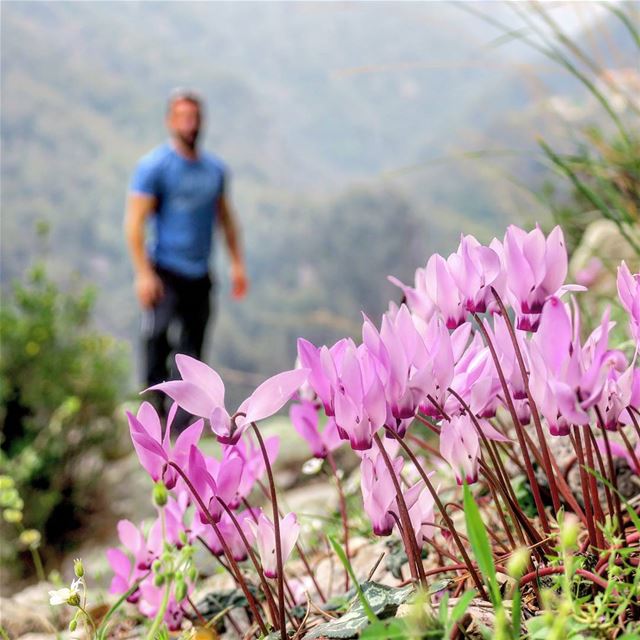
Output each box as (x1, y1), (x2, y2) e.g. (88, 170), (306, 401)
(125, 88), (247, 410)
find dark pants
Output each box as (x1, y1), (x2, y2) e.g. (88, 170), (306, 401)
(142, 266), (213, 420)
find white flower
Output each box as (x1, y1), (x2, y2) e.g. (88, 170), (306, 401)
(48, 578), (82, 606)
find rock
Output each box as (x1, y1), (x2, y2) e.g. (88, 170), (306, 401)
(0, 598), (56, 639)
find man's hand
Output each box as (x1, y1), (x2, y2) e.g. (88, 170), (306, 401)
(231, 261), (248, 299)
(135, 269), (164, 308)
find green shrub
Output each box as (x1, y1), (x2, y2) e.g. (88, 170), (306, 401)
(0, 261), (130, 575)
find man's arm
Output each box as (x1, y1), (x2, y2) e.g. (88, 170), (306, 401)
(125, 193), (164, 308)
(218, 194), (248, 299)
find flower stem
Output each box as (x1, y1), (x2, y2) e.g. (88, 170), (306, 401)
(249, 422), (287, 640)
(386, 428), (487, 597)
(168, 462), (268, 636)
(373, 432), (426, 587)
(473, 311), (551, 533)
(145, 581), (171, 640)
(217, 497), (280, 628)
(489, 289), (562, 515)
(327, 451), (350, 592)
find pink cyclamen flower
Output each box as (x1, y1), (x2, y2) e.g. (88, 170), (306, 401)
(529, 296), (614, 433)
(404, 480), (436, 548)
(127, 401), (203, 489)
(499, 224), (571, 331)
(360, 448), (404, 536)
(149, 354), (309, 444)
(138, 581), (191, 631)
(200, 508), (259, 561)
(439, 414), (481, 484)
(388, 266), (436, 322)
(299, 337), (386, 451)
(596, 437), (640, 475)
(247, 512), (300, 579)
(290, 400), (342, 459)
(187, 445), (244, 524)
(224, 433), (280, 505)
(617, 261), (640, 342)
(441, 234), (504, 314)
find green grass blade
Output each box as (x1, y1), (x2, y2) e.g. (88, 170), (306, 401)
(328, 534), (378, 623)
(463, 483), (501, 607)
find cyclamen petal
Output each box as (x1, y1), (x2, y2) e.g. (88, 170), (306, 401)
(248, 513), (300, 578)
(147, 380), (216, 418)
(175, 354), (225, 406)
(241, 368), (310, 426)
(440, 415), (480, 485)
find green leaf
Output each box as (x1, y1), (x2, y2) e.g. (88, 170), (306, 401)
(511, 588), (522, 640)
(328, 534), (378, 624)
(463, 483), (501, 607)
(448, 590), (476, 635)
(359, 618), (409, 639)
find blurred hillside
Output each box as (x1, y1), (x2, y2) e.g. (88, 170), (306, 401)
(2, 2), (637, 404)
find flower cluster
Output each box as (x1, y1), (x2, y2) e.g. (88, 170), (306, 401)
(110, 223), (640, 635)
(108, 397), (301, 630)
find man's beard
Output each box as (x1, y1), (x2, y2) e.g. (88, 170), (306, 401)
(177, 130), (199, 150)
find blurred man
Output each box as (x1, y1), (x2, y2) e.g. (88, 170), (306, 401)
(125, 88), (247, 408)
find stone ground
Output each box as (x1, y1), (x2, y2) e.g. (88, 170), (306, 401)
(0, 417), (357, 639)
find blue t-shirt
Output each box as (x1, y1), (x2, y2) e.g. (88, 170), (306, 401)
(130, 143), (226, 278)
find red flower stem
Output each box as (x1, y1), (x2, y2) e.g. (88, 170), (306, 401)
(595, 532), (640, 573)
(489, 289), (562, 515)
(472, 312), (551, 533)
(167, 462), (269, 637)
(384, 428), (487, 597)
(571, 427), (598, 549)
(582, 426), (606, 549)
(446, 387), (531, 549)
(487, 438), (522, 514)
(249, 422), (287, 640)
(518, 424), (588, 524)
(414, 412), (442, 435)
(217, 497), (281, 629)
(389, 510), (418, 572)
(478, 458), (548, 557)
(585, 426), (616, 519)
(186, 594), (208, 625)
(596, 415), (625, 536)
(495, 438), (528, 476)
(373, 432), (426, 586)
(519, 566), (612, 592)
(627, 406), (640, 442)
(485, 475), (518, 551)
(327, 451), (350, 592)
(618, 425), (640, 474)
(255, 480), (327, 603)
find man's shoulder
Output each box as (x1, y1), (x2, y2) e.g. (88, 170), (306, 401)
(137, 143), (173, 169)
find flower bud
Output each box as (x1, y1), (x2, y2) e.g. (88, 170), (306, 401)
(69, 618), (78, 632)
(3, 509), (23, 523)
(19, 529), (41, 549)
(67, 593), (81, 607)
(179, 531), (188, 546)
(174, 578), (187, 602)
(152, 559), (162, 574)
(506, 547), (530, 579)
(153, 481), (168, 507)
(188, 566), (198, 582)
(73, 558), (84, 578)
(0, 476), (14, 490)
(560, 517), (579, 550)
(154, 574), (165, 587)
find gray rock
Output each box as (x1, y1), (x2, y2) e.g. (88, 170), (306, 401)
(0, 598), (56, 639)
